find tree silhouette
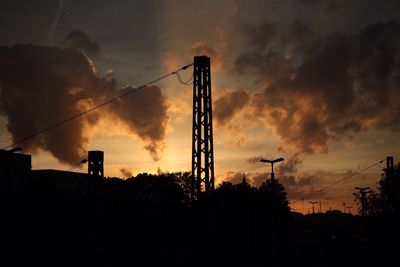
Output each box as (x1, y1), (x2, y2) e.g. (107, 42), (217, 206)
(354, 162), (400, 216)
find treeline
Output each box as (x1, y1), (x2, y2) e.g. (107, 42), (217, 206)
(2, 168), (399, 266)
(2, 172), (293, 265)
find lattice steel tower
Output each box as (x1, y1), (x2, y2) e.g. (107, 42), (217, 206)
(191, 56), (214, 199)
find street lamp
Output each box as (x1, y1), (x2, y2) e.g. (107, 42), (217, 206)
(260, 157), (284, 182)
(259, 157), (284, 266)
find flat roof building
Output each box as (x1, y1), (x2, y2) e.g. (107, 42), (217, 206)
(30, 169), (88, 197)
(0, 149), (31, 197)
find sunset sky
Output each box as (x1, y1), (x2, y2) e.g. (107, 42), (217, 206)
(1, 0), (400, 213)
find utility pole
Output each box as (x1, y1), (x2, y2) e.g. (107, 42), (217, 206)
(309, 201), (318, 214)
(319, 201), (322, 213)
(355, 187), (371, 216)
(191, 56), (214, 200)
(343, 202), (346, 213)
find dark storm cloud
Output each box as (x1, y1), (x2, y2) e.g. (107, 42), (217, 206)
(241, 22), (277, 52)
(62, 30), (100, 57)
(273, 153), (323, 199)
(298, 0), (323, 5)
(247, 156), (264, 164)
(235, 21), (317, 83)
(234, 21), (278, 77)
(214, 89), (250, 126)
(0, 44), (168, 165)
(231, 20), (400, 154)
(277, 173), (323, 200)
(277, 153), (302, 174)
(297, 0), (355, 15)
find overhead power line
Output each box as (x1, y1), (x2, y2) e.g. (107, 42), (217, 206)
(302, 159), (386, 200)
(2, 62), (194, 150)
(66, 158), (88, 172)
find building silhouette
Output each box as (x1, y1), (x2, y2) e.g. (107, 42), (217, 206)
(1, 149), (104, 197)
(0, 148), (31, 197)
(30, 169), (88, 197)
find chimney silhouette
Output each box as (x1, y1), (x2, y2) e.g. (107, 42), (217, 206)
(88, 150), (104, 179)
(87, 150), (104, 195)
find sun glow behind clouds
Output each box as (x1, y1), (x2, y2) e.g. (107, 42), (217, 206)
(0, 0), (399, 217)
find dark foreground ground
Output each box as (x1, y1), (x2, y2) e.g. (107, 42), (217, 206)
(2, 194), (399, 267)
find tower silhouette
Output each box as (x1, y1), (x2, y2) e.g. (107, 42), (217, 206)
(88, 150), (104, 178)
(386, 156), (394, 178)
(88, 150), (104, 194)
(355, 187), (371, 216)
(191, 56), (214, 200)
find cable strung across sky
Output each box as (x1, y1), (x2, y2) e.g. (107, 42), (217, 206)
(2, 62), (194, 150)
(176, 71), (193, 86)
(302, 159), (386, 200)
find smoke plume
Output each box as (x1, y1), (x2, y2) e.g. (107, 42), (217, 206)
(0, 43), (168, 165)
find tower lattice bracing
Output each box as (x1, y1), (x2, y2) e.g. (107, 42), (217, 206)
(191, 56), (214, 199)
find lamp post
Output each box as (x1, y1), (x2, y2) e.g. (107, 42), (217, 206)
(260, 157), (285, 182)
(259, 157), (284, 267)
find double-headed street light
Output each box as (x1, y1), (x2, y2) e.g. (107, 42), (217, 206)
(260, 157), (285, 182)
